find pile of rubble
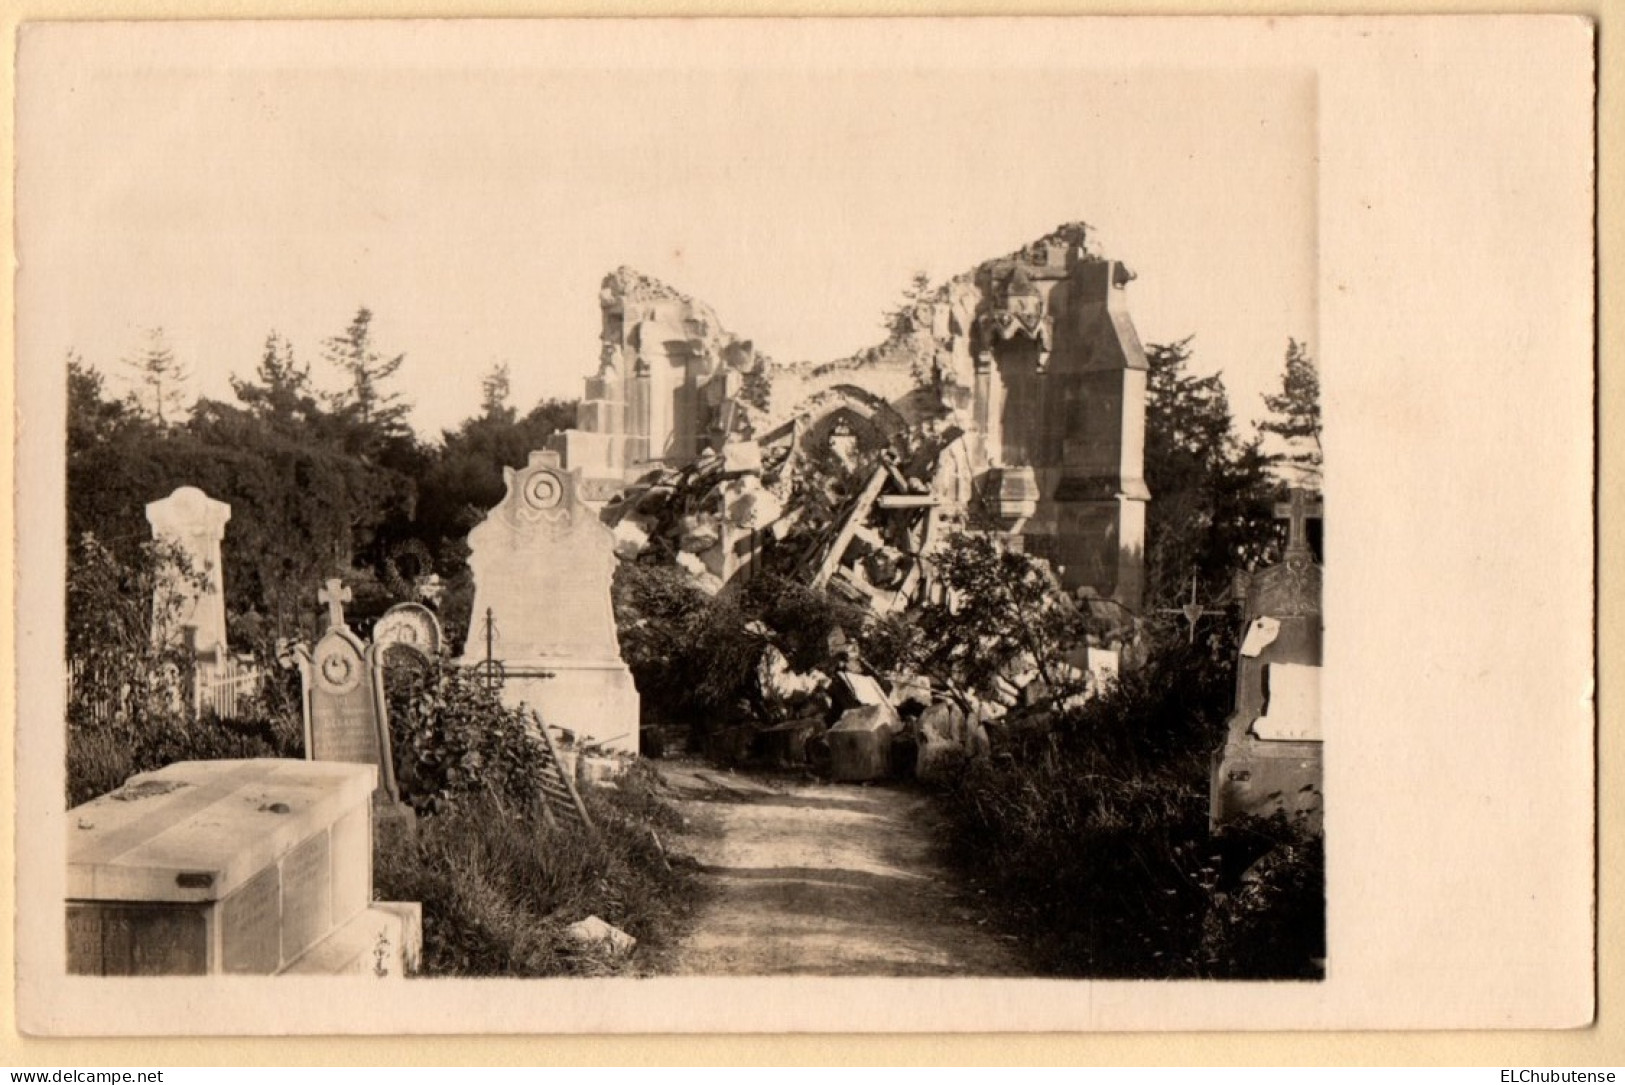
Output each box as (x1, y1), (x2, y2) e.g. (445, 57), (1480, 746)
(727, 620), (1136, 784)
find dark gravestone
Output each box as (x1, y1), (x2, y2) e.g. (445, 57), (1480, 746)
(301, 580), (402, 805)
(1209, 488), (1324, 831)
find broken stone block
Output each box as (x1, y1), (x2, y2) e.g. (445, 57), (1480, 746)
(564, 915), (637, 956)
(831, 672), (899, 729)
(673, 551), (724, 594)
(989, 674), (1021, 707)
(966, 716), (993, 758)
(758, 645), (827, 701)
(721, 441), (763, 475)
(914, 700), (965, 746)
(915, 729), (961, 783)
(887, 673), (934, 712)
(755, 717), (823, 766)
(827, 706), (896, 782)
(612, 518), (650, 560)
(678, 513), (721, 554)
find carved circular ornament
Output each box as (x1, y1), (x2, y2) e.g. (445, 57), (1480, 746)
(316, 642), (362, 694)
(523, 469), (564, 511)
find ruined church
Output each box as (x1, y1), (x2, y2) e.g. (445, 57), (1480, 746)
(550, 223), (1149, 612)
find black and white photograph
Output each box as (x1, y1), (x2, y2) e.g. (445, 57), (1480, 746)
(12, 16), (1594, 1038)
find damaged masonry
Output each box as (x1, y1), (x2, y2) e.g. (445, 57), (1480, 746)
(557, 222), (1148, 610)
(534, 224), (1155, 776)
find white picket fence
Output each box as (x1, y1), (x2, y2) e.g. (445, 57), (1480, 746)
(66, 655), (263, 723)
(195, 656), (263, 719)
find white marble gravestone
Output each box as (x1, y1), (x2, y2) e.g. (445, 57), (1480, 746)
(459, 450), (640, 754)
(145, 486), (231, 663)
(372, 602), (443, 672)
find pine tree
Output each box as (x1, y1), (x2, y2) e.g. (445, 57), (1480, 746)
(322, 307), (412, 444)
(121, 326), (191, 426)
(232, 331), (318, 434)
(1259, 339), (1322, 487)
(479, 362), (515, 425)
(882, 271), (935, 338)
(1144, 338), (1277, 608)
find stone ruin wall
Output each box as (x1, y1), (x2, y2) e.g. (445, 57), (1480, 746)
(549, 222), (1149, 611)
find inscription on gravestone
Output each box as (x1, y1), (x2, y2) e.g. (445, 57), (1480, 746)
(280, 831), (332, 961)
(221, 865), (281, 974)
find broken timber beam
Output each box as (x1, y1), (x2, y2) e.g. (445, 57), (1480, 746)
(810, 466), (890, 590)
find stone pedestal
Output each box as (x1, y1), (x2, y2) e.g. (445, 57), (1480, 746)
(66, 759), (418, 976)
(503, 664), (641, 755)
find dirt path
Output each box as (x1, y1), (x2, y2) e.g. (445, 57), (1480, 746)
(659, 763), (1023, 976)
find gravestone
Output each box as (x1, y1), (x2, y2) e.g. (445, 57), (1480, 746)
(298, 581), (401, 804)
(1209, 488), (1324, 831)
(459, 450), (640, 754)
(144, 486), (232, 665)
(372, 602), (443, 675)
(67, 759), (420, 976)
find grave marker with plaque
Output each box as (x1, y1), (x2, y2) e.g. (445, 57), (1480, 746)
(1209, 488), (1324, 831)
(372, 602), (443, 676)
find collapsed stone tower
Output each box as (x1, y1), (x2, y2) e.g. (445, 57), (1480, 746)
(550, 223), (1149, 611)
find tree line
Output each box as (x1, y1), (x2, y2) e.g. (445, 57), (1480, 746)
(68, 305), (1321, 652)
(68, 308), (577, 652)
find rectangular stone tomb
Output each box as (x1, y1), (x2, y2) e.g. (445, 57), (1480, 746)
(66, 759), (416, 976)
(828, 705), (897, 783)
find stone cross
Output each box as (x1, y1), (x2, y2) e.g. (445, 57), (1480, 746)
(318, 579), (353, 630)
(1274, 488), (1324, 555)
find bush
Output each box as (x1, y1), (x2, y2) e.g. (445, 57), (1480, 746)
(65, 533), (303, 807)
(382, 659), (554, 817)
(930, 630), (1324, 979)
(613, 563), (903, 746)
(912, 532), (1091, 698)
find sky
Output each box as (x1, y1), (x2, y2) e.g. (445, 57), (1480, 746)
(19, 22), (1316, 442)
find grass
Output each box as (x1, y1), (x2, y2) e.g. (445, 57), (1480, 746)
(373, 763), (705, 977)
(927, 637), (1325, 980)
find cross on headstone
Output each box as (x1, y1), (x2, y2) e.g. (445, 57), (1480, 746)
(1274, 488), (1325, 556)
(318, 579), (352, 630)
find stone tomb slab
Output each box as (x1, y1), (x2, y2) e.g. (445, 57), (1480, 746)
(67, 759), (376, 976)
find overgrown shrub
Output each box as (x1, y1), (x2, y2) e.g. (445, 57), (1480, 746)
(372, 768), (700, 977)
(612, 563), (904, 745)
(912, 532), (1093, 698)
(65, 533), (302, 807)
(931, 629), (1324, 979)
(382, 659), (554, 817)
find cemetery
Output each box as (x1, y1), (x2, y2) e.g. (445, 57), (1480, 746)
(63, 223), (1324, 979)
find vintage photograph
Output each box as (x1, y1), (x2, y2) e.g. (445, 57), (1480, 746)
(12, 16), (1593, 1038)
(32, 27), (1322, 984)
